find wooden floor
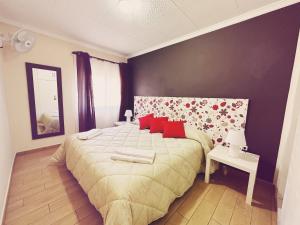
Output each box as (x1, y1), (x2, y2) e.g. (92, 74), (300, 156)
(3, 147), (277, 225)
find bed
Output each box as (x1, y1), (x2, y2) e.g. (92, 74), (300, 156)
(52, 96), (249, 225)
(37, 113), (60, 134)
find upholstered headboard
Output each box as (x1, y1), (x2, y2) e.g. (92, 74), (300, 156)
(134, 96), (249, 145)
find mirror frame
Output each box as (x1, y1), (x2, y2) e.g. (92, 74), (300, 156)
(25, 62), (65, 139)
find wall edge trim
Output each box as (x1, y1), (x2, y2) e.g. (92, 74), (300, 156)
(0, 17), (127, 62)
(17, 144), (60, 155)
(128, 0), (300, 58)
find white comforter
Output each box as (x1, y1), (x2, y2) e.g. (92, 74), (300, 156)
(51, 124), (214, 225)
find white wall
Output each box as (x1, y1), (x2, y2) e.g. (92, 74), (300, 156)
(0, 48), (15, 223)
(280, 115), (300, 225)
(0, 21), (126, 152)
(274, 30), (300, 206)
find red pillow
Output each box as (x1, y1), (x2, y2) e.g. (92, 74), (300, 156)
(163, 121), (186, 138)
(138, 114), (154, 129)
(150, 117), (169, 133)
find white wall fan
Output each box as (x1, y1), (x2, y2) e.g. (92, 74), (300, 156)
(11, 29), (36, 53)
(0, 29), (36, 53)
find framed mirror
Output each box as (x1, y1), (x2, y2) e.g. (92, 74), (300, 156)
(26, 63), (65, 139)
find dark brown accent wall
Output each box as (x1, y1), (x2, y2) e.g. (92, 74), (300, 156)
(128, 3), (300, 182)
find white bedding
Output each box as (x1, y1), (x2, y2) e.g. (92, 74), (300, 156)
(51, 124), (215, 225)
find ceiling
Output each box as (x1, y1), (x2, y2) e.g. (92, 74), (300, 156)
(0, 0), (294, 57)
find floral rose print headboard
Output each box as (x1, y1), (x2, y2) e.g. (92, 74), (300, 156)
(134, 96), (249, 146)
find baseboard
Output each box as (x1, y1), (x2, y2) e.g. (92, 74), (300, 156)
(273, 182), (283, 225)
(17, 144), (60, 156)
(1, 151), (16, 225)
(275, 185), (283, 219)
(277, 207), (282, 225)
(274, 183), (283, 206)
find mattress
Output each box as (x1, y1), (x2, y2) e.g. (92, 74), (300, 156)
(52, 124), (214, 225)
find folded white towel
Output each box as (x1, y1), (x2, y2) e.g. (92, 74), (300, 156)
(113, 147), (155, 160)
(111, 154), (155, 164)
(77, 129), (102, 140)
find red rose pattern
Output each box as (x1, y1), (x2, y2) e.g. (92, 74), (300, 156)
(212, 105), (219, 110)
(134, 96), (248, 146)
(220, 102), (226, 107)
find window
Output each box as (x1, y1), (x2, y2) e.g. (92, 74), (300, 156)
(91, 59), (121, 128)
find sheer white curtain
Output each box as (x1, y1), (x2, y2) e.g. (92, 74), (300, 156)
(91, 58), (121, 128)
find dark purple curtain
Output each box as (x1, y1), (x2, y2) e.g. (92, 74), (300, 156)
(119, 63), (130, 121)
(74, 51), (96, 131)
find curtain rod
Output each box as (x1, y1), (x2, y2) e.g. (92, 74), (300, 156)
(72, 51), (121, 64)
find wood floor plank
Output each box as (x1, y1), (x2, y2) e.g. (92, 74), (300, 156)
(177, 182), (211, 219)
(14, 169), (42, 181)
(12, 165), (44, 178)
(271, 210), (277, 225)
(44, 175), (78, 190)
(8, 184), (45, 204)
(150, 214), (169, 225)
(165, 195), (187, 219)
(3, 147), (276, 225)
(51, 212), (79, 225)
(75, 211), (103, 225)
(230, 193), (252, 225)
(186, 199), (217, 225)
(209, 219), (222, 225)
(49, 190), (89, 212)
(251, 206), (272, 225)
(165, 211), (188, 225)
(5, 199), (47, 222)
(9, 178), (46, 194)
(75, 202), (99, 220)
(30, 196), (90, 225)
(9, 178), (23, 188)
(6, 182), (82, 222)
(23, 179), (81, 206)
(212, 189), (238, 225)
(150, 191), (188, 225)
(6, 199), (23, 212)
(5, 205), (49, 225)
(187, 184), (226, 225)
(204, 184), (226, 205)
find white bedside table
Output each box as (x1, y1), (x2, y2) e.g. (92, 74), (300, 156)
(205, 145), (260, 205)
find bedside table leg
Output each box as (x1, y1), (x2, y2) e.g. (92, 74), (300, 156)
(246, 172), (256, 205)
(205, 158), (211, 183)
